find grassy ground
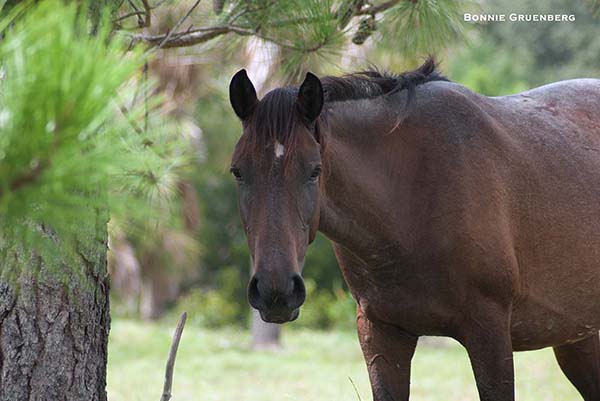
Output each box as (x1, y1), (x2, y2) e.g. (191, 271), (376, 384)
(107, 319), (580, 401)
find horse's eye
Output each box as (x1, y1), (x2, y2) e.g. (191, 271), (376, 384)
(230, 167), (243, 182)
(309, 165), (322, 182)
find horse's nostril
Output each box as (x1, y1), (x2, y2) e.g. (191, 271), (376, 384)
(248, 275), (266, 311)
(287, 274), (306, 309)
(248, 272), (305, 313)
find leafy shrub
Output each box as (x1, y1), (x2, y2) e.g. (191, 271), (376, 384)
(172, 289), (241, 328)
(169, 274), (357, 330)
(294, 278), (356, 330)
(171, 265), (247, 328)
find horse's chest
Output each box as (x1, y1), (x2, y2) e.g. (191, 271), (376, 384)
(341, 256), (456, 335)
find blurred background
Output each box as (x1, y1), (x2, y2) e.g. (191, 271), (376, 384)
(104, 0), (599, 399)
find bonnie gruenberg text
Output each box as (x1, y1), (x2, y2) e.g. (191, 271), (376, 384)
(464, 13), (576, 22)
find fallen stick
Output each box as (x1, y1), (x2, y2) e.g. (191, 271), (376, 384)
(160, 312), (187, 401)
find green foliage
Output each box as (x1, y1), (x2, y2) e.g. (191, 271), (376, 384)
(197, 0), (347, 80)
(592, 0), (600, 17)
(303, 233), (342, 290)
(0, 1), (189, 271)
(171, 0), (471, 80)
(193, 92), (250, 292)
(379, 0), (467, 57)
(452, 0), (600, 92)
(295, 278), (356, 330)
(0, 1), (133, 264)
(171, 287), (241, 328)
(448, 38), (530, 96)
(109, 112), (196, 250)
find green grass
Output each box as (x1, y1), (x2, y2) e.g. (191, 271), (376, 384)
(107, 319), (580, 401)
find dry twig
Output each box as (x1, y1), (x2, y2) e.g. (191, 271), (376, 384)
(160, 312), (188, 401)
(141, 0), (152, 27)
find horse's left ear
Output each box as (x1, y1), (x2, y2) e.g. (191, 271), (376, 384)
(297, 72), (324, 123)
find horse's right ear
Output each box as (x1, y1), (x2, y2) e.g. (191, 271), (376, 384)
(229, 69), (258, 120)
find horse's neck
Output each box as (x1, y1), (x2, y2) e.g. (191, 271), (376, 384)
(318, 100), (416, 258)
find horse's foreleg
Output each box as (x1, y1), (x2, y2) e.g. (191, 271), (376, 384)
(459, 302), (515, 401)
(356, 306), (418, 401)
(554, 332), (600, 401)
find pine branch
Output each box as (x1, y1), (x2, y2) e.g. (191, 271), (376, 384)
(122, 0), (414, 50)
(126, 0), (145, 27)
(157, 0), (203, 49)
(112, 10), (146, 24)
(128, 24), (323, 51)
(128, 25), (231, 48)
(141, 0), (152, 27)
(112, 0), (162, 27)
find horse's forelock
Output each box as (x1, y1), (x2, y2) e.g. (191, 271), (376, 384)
(238, 87), (306, 166)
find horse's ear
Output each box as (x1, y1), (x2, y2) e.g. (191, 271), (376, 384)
(229, 69), (258, 120)
(297, 72), (324, 123)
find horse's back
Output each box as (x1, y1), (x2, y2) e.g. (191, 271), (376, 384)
(506, 78), (600, 102)
(495, 78), (600, 140)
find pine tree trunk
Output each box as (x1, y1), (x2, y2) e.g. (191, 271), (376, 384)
(251, 310), (281, 350)
(108, 235), (141, 315)
(139, 251), (179, 321)
(0, 211), (110, 401)
(139, 264), (178, 320)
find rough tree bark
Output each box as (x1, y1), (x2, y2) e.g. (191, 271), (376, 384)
(0, 210), (110, 401)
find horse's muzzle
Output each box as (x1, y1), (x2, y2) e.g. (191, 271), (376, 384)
(259, 307), (300, 324)
(247, 273), (306, 324)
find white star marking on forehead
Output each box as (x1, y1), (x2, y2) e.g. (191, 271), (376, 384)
(275, 141), (285, 159)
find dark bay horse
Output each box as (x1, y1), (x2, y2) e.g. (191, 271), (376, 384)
(228, 59), (600, 401)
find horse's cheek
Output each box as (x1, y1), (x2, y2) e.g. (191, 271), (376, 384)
(238, 186), (253, 230)
(299, 185), (320, 223)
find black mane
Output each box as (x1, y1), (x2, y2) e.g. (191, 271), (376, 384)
(322, 57), (447, 103)
(236, 58), (447, 162)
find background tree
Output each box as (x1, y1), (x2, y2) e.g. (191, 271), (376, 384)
(448, 0), (600, 95)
